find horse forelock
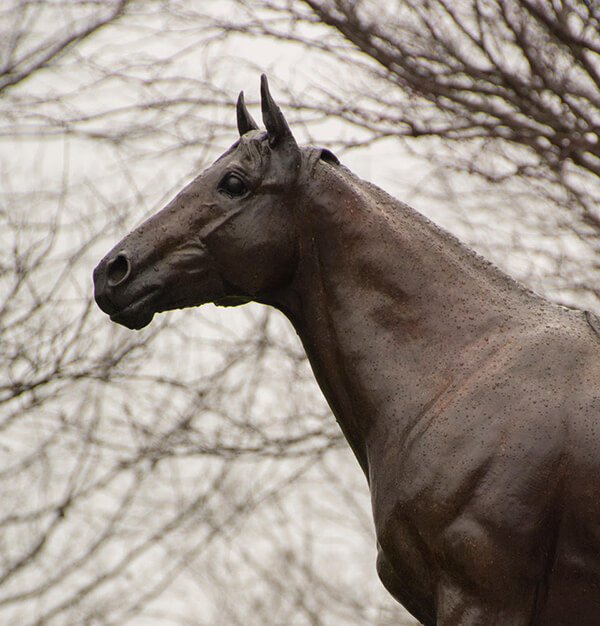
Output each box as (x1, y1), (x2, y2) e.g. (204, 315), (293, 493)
(214, 130), (270, 171)
(238, 131), (270, 165)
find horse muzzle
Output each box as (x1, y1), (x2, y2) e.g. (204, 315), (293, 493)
(93, 250), (159, 330)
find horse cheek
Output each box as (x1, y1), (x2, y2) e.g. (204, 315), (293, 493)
(211, 210), (294, 298)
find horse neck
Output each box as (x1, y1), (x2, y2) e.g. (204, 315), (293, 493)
(277, 164), (545, 476)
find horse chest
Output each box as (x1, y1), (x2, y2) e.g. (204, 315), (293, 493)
(372, 485), (441, 624)
(370, 463), (449, 601)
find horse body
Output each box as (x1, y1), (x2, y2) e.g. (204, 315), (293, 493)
(94, 76), (600, 624)
(285, 154), (600, 624)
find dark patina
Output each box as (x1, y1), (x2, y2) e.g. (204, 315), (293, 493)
(94, 76), (600, 625)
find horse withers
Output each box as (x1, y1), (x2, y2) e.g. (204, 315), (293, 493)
(94, 75), (600, 625)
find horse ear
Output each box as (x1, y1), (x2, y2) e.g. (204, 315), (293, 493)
(236, 91), (259, 136)
(260, 74), (297, 149)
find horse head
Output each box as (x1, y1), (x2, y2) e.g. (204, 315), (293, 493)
(94, 75), (333, 329)
(94, 75), (600, 626)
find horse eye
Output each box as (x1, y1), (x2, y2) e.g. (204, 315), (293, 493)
(219, 173), (248, 197)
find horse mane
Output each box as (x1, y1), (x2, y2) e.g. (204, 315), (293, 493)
(313, 153), (544, 304)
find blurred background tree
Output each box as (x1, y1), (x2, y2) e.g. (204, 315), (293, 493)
(2, 1), (599, 624)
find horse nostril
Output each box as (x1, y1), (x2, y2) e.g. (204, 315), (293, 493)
(106, 252), (131, 287)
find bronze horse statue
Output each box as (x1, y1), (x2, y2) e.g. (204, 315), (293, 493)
(94, 76), (600, 624)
